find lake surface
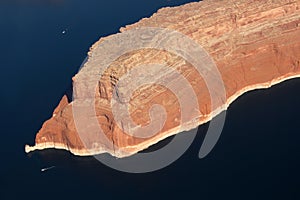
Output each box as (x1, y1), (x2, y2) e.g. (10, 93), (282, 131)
(0, 0), (299, 199)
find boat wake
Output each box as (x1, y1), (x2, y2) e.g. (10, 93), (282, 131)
(41, 166), (55, 172)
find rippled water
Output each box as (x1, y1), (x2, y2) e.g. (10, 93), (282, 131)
(0, 0), (299, 199)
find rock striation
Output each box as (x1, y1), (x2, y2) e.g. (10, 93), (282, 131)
(26, 0), (300, 157)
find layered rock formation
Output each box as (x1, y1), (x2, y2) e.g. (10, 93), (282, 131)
(26, 0), (300, 157)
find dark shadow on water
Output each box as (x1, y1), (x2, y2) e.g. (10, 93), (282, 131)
(140, 121), (210, 153)
(65, 83), (73, 103)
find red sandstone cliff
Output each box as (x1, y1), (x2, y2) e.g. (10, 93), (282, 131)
(26, 0), (300, 157)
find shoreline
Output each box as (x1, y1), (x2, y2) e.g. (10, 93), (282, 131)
(25, 0), (300, 158)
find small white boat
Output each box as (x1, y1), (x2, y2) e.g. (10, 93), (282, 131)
(41, 166), (55, 172)
(62, 28), (68, 34)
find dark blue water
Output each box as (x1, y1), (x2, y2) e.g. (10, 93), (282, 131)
(1, 0), (299, 199)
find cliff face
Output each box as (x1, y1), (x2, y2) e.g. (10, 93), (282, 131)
(26, 0), (300, 157)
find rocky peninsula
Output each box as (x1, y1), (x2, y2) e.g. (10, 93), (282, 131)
(26, 0), (300, 157)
